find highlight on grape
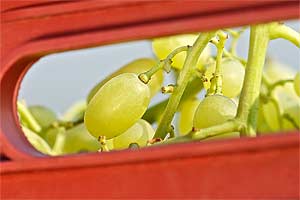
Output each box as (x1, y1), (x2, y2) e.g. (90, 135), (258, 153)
(17, 22), (300, 155)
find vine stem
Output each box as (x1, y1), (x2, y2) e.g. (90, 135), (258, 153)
(142, 73), (203, 123)
(236, 24), (270, 136)
(139, 46), (189, 84)
(161, 120), (242, 144)
(208, 31), (228, 95)
(269, 22), (300, 47)
(268, 79), (294, 95)
(154, 32), (216, 139)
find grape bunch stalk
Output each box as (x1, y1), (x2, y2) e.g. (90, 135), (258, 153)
(18, 22), (300, 155)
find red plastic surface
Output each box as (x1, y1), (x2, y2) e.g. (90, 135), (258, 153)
(0, 1), (300, 198)
(1, 133), (299, 199)
(1, 0), (299, 161)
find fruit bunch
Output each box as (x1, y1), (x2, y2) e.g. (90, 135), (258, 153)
(18, 22), (299, 155)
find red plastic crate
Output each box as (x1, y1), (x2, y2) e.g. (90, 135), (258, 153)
(1, 0), (299, 199)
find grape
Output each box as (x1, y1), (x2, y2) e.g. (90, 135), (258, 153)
(282, 105), (300, 130)
(257, 103), (272, 134)
(265, 59), (299, 126)
(179, 98), (200, 135)
(45, 127), (65, 147)
(53, 124), (100, 155)
(21, 126), (52, 155)
(261, 100), (281, 132)
(203, 58), (245, 98)
(62, 100), (87, 122)
(28, 105), (57, 129)
(17, 101), (42, 133)
(264, 59), (296, 84)
(294, 72), (300, 97)
(264, 59), (298, 110)
(152, 34), (210, 70)
(113, 119), (154, 150)
(84, 73), (151, 139)
(105, 139), (114, 150)
(87, 58), (163, 102)
(193, 95), (237, 129)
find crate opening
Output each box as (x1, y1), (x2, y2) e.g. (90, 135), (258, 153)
(17, 20), (300, 156)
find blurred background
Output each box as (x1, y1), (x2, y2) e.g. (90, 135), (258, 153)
(18, 20), (299, 115)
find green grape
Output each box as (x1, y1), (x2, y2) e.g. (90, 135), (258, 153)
(21, 126), (52, 155)
(17, 101), (41, 133)
(282, 105), (300, 131)
(53, 124), (100, 155)
(113, 119), (154, 150)
(264, 59), (295, 84)
(204, 58), (245, 98)
(193, 95), (237, 129)
(261, 100), (281, 132)
(87, 58), (163, 102)
(259, 60), (300, 133)
(45, 127), (65, 147)
(62, 100), (87, 122)
(179, 98), (200, 135)
(265, 60), (300, 126)
(257, 103), (272, 134)
(264, 59), (298, 109)
(152, 34), (210, 70)
(28, 105), (57, 129)
(105, 139), (114, 150)
(202, 132), (240, 141)
(294, 72), (300, 97)
(84, 73), (151, 139)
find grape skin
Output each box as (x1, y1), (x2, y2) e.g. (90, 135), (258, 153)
(62, 100), (87, 122)
(84, 73), (151, 139)
(21, 126), (52, 155)
(87, 58), (163, 102)
(56, 124), (100, 154)
(29, 105), (57, 129)
(204, 58), (245, 98)
(257, 103), (272, 134)
(179, 98), (200, 135)
(264, 59), (300, 131)
(261, 100), (281, 132)
(45, 127), (65, 147)
(112, 119), (154, 150)
(193, 95), (237, 129)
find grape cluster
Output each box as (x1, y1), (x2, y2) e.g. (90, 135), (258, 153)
(17, 25), (299, 156)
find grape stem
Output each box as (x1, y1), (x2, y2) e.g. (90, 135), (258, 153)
(268, 79), (294, 95)
(17, 101), (42, 133)
(223, 49), (247, 66)
(282, 114), (300, 129)
(269, 22), (300, 47)
(207, 31), (228, 95)
(98, 136), (109, 152)
(225, 27), (246, 56)
(161, 120), (243, 144)
(138, 46), (189, 84)
(142, 73), (203, 123)
(154, 32), (216, 139)
(236, 24), (270, 136)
